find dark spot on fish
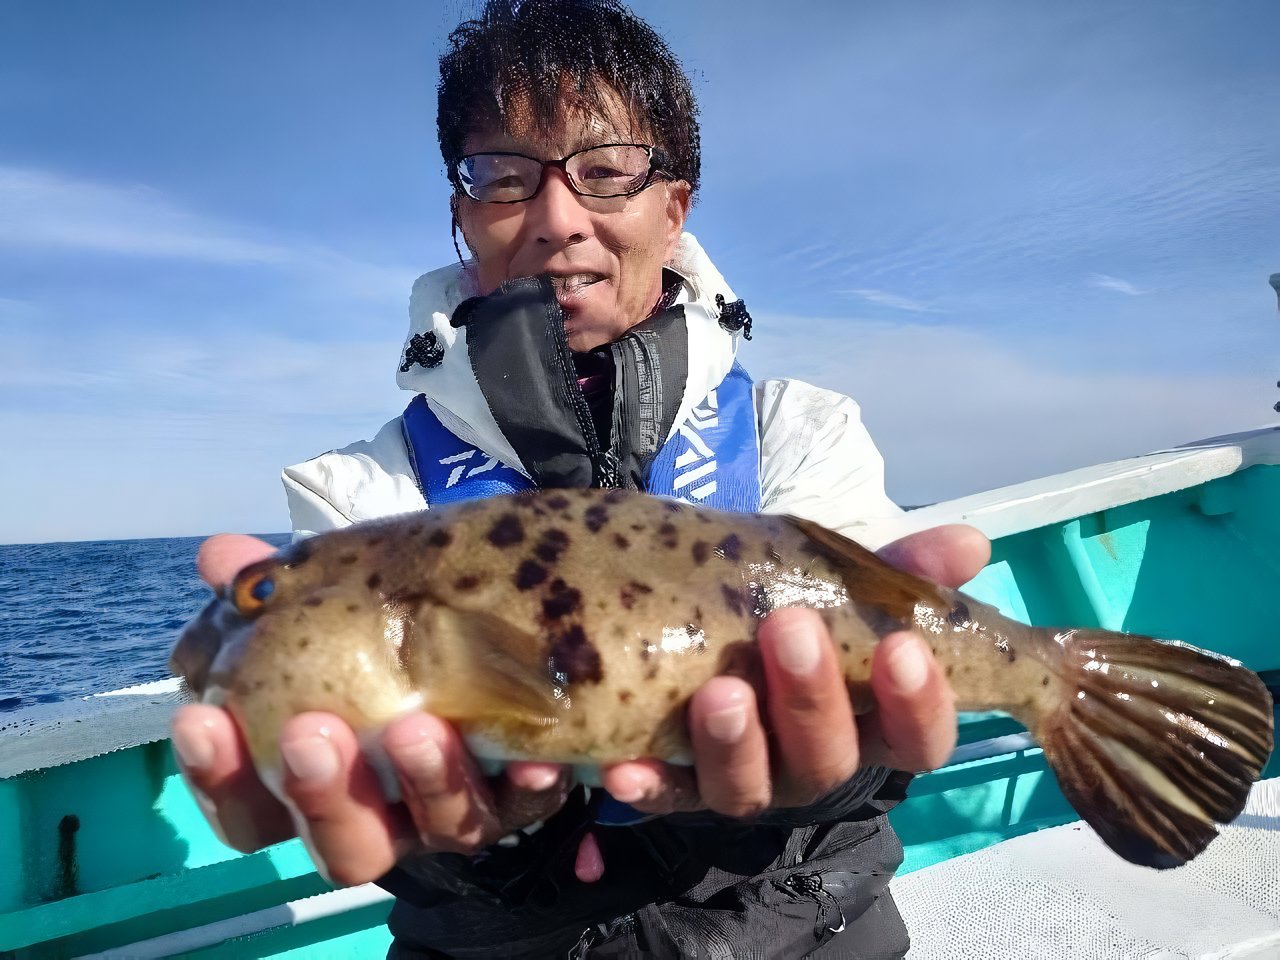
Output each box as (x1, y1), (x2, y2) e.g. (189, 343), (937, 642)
(765, 542), (782, 563)
(603, 489), (628, 505)
(945, 665), (955, 678)
(535, 529), (570, 564)
(428, 529), (453, 549)
(299, 637), (311, 649)
(1006, 649), (1017, 663)
(662, 501), (682, 514)
(721, 583), (746, 617)
(666, 688), (679, 702)
(547, 624), (602, 684)
(542, 580), (582, 620)
(303, 596), (323, 608)
(282, 672), (294, 686)
(645, 665), (659, 680)
(618, 690), (633, 704)
(487, 513), (525, 547)
(613, 533), (630, 550)
(630, 523), (645, 533)
(620, 581), (654, 610)
(947, 602), (970, 628)
(716, 534), (743, 563)
(585, 505), (609, 533)
(840, 642), (850, 653)
(1042, 675), (1051, 687)
(659, 522), (679, 548)
(691, 541), (710, 565)
(545, 493), (571, 511)
(695, 605), (704, 621)
(365, 536), (384, 548)
(861, 657), (870, 667)
(323, 680), (334, 693)
(515, 560), (547, 591)
(572, 716), (587, 729)
(367, 573), (383, 591)
(454, 574), (481, 592)
(339, 553), (359, 565)
(346, 604), (359, 614)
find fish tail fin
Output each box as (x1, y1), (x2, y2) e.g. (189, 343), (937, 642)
(1033, 627), (1273, 869)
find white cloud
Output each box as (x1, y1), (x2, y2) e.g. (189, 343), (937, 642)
(747, 312), (1272, 507)
(0, 329), (409, 543)
(1089, 273), (1145, 296)
(0, 165), (419, 300)
(838, 288), (941, 313)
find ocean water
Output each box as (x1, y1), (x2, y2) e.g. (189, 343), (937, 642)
(0, 533), (291, 713)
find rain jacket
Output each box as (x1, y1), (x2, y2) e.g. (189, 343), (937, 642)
(282, 234), (913, 959)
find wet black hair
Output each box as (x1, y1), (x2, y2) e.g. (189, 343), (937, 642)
(437, 0), (701, 195)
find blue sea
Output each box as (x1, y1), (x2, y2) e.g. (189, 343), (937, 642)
(0, 533), (292, 713)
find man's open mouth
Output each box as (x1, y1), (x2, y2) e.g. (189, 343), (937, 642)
(548, 273), (606, 295)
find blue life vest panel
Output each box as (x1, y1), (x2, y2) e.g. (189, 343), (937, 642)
(401, 363), (761, 512)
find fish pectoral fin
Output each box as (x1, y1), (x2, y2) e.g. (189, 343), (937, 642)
(422, 605), (563, 730)
(784, 515), (946, 617)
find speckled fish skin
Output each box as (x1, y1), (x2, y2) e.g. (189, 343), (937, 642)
(172, 488), (1273, 870)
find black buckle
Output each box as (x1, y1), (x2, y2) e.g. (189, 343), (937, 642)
(715, 294), (753, 341)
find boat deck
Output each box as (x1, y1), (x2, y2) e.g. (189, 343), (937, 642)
(895, 777), (1280, 959)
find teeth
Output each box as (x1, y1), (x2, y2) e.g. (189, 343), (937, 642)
(550, 274), (602, 292)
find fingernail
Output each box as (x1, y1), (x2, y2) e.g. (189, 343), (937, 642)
(520, 766), (561, 792)
(394, 733), (445, 780)
(281, 732), (340, 784)
(705, 704), (748, 743)
(888, 637), (929, 694)
(774, 620), (822, 677)
(171, 723), (214, 772)
(607, 769), (648, 803)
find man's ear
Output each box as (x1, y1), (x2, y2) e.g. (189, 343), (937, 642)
(664, 181), (692, 259)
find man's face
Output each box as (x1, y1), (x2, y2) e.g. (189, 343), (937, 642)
(454, 86), (690, 352)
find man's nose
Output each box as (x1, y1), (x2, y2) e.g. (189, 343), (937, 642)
(526, 167), (592, 246)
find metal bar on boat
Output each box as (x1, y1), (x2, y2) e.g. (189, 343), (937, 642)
(72, 883), (394, 959)
(946, 732), (1038, 766)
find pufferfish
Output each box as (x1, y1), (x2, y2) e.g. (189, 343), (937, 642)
(171, 488), (1274, 869)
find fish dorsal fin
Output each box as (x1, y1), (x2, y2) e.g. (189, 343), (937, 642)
(783, 515), (946, 619)
(414, 604), (564, 730)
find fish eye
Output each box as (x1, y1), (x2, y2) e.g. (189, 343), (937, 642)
(231, 566), (276, 617)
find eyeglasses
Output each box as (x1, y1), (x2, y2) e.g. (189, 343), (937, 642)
(452, 143), (669, 204)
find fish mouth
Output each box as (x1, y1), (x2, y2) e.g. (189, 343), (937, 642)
(169, 596), (244, 699)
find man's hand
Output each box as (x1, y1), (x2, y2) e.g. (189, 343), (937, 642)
(170, 534), (573, 887)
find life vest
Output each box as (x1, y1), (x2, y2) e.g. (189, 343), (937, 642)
(401, 362), (762, 513)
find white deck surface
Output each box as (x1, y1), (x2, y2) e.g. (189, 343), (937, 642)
(894, 777), (1280, 959)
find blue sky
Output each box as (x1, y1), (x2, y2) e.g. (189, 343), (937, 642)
(1, 0), (1277, 543)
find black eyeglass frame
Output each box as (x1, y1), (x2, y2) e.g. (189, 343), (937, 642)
(451, 143), (671, 204)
